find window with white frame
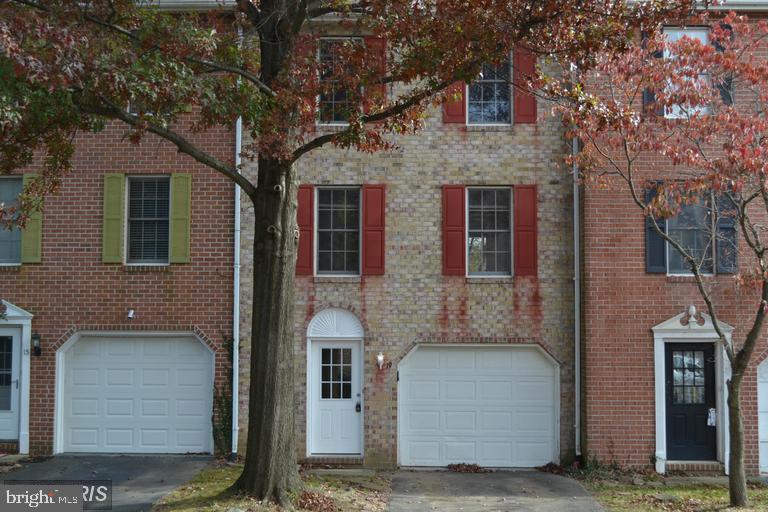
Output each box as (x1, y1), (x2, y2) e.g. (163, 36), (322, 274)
(468, 57), (512, 125)
(0, 178), (22, 264)
(663, 27), (711, 119)
(467, 187), (512, 275)
(127, 177), (170, 264)
(318, 38), (362, 124)
(667, 200), (714, 274)
(317, 187), (360, 275)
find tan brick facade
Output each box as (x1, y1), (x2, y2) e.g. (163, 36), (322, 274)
(238, 102), (578, 467)
(0, 121), (235, 454)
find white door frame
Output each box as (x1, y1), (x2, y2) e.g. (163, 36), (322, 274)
(53, 330), (215, 454)
(0, 300), (32, 454)
(396, 343), (561, 467)
(759, 358), (768, 475)
(306, 337), (364, 456)
(652, 312), (733, 474)
(304, 308), (365, 457)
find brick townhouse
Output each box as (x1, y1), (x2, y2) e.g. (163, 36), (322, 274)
(0, 118), (237, 455)
(237, 40), (580, 467)
(582, 11), (768, 476)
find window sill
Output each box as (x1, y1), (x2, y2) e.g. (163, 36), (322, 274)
(464, 124), (514, 132)
(0, 264), (22, 273)
(121, 265), (171, 273)
(465, 276), (513, 284)
(666, 274), (716, 283)
(314, 275), (361, 284)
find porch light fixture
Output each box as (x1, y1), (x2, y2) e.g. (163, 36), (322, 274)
(31, 332), (41, 357)
(376, 352), (385, 370)
(127, 309), (135, 320)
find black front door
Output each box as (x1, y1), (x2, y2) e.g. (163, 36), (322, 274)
(666, 343), (717, 460)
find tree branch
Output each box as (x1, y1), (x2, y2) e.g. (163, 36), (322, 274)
(77, 100), (257, 198)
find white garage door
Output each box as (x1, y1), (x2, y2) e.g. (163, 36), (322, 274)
(62, 335), (214, 453)
(759, 359), (768, 474)
(398, 345), (558, 467)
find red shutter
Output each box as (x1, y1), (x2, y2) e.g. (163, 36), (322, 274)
(362, 184), (386, 275)
(442, 82), (466, 124)
(296, 184), (314, 275)
(514, 185), (538, 276)
(513, 47), (537, 124)
(364, 37), (387, 113)
(442, 185), (466, 275)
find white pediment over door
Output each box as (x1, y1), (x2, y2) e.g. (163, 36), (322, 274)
(1, 300), (33, 321)
(652, 311), (733, 336)
(307, 308), (364, 338)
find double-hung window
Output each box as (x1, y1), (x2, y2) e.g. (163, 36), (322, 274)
(467, 187), (512, 276)
(666, 199), (714, 274)
(646, 189), (737, 275)
(127, 177), (170, 264)
(662, 27), (711, 119)
(0, 178), (22, 264)
(318, 38), (362, 125)
(467, 57), (512, 125)
(317, 187), (361, 275)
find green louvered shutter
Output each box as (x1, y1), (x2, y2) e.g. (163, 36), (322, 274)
(20, 174), (42, 263)
(170, 173), (192, 263)
(102, 173), (125, 263)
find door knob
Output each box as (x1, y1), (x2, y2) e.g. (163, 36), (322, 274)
(355, 402), (361, 413)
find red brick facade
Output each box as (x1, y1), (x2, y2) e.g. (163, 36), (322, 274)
(0, 121), (235, 454)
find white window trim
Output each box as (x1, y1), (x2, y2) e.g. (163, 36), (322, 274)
(316, 36), (364, 128)
(662, 26), (712, 120)
(465, 54), (513, 127)
(123, 175), (172, 267)
(0, 176), (24, 266)
(314, 185), (362, 277)
(465, 186), (514, 278)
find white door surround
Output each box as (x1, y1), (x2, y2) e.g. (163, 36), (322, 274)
(758, 358), (768, 475)
(54, 331), (215, 454)
(0, 327), (22, 440)
(397, 344), (560, 468)
(652, 312), (733, 475)
(306, 308), (364, 457)
(0, 300), (31, 454)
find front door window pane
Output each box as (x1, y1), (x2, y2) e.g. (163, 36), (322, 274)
(0, 178), (23, 264)
(0, 337), (12, 410)
(672, 350), (706, 405)
(468, 188), (512, 275)
(320, 348), (352, 399)
(317, 188), (360, 275)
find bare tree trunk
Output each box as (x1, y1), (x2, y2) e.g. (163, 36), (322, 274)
(727, 374), (748, 507)
(234, 157), (301, 503)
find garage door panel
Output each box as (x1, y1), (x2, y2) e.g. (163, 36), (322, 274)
(444, 381), (476, 400)
(63, 336), (213, 454)
(399, 346), (557, 467)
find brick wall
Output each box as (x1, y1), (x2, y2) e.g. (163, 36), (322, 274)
(238, 99), (578, 467)
(0, 120), (235, 454)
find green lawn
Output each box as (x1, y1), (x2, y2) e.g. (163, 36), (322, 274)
(152, 463), (391, 512)
(588, 481), (768, 512)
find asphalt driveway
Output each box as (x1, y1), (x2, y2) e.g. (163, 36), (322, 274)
(388, 470), (603, 512)
(3, 454), (212, 512)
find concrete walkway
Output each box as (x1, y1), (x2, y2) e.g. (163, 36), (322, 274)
(388, 470), (603, 512)
(2, 454), (212, 512)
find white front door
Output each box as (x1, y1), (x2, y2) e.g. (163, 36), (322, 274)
(310, 341), (362, 455)
(0, 327), (21, 440)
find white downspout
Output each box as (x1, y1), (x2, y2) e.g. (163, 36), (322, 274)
(231, 115), (242, 456)
(572, 135), (582, 457)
